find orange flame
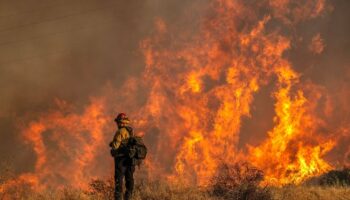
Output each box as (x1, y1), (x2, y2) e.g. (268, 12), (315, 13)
(139, 0), (334, 186)
(249, 65), (334, 185)
(20, 98), (109, 189)
(8, 0), (339, 189)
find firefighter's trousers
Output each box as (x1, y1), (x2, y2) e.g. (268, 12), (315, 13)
(114, 157), (135, 200)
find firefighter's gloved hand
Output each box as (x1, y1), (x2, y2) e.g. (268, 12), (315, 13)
(128, 147), (136, 158)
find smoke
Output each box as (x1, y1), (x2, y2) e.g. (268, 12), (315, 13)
(0, 0), (175, 171)
(0, 0), (349, 189)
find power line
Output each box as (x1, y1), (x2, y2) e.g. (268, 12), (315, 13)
(0, 0), (75, 18)
(0, 13), (117, 47)
(0, 23), (122, 66)
(0, 2), (116, 33)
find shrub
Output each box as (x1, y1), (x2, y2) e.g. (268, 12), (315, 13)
(318, 168), (350, 186)
(211, 162), (272, 200)
(87, 177), (114, 200)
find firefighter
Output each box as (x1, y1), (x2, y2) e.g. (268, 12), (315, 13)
(109, 113), (135, 200)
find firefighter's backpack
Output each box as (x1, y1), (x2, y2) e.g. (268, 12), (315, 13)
(124, 127), (147, 164)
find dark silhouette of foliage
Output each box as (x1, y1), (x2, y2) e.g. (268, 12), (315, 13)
(211, 162), (272, 200)
(87, 177), (114, 200)
(318, 168), (350, 186)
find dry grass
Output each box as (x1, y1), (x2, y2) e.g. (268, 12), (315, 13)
(132, 181), (215, 200)
(2, 160), (350, 200)
(87, 177), (215, 200)
(271, 186), (350, 200)
(2, 180), (350, 199)
(0, 181), (216, 200)
(88, 184), (350, 200)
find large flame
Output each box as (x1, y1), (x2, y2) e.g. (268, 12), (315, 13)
(248, 66), (334, 185)
(5, 0), (343, 190)
(16, 98), (109, 189)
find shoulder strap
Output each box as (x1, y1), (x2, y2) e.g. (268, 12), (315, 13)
(124, 126), (134, 137)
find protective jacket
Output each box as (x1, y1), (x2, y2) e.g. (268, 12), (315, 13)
(110, 127), (130, 150)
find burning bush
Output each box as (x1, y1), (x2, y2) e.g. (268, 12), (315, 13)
(0, 160), (15, 185)
(0, 161), (32, 200)
(211, 162), (272, 200)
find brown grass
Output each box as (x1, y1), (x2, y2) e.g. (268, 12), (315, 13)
(271, 186), (350, 200)
(2, 160), (350, 200)
(2, 180), (350, 199)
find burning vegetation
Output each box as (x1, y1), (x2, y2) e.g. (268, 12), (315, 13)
(1, 0), (350, 198)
